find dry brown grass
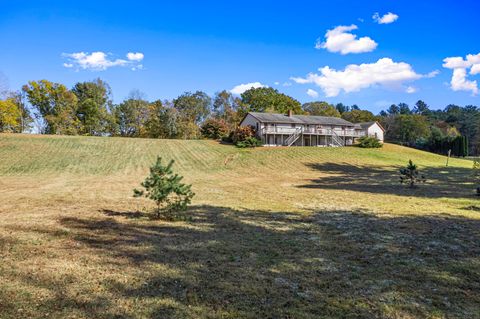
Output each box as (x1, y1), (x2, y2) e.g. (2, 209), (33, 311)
(0, 134), (479, 318)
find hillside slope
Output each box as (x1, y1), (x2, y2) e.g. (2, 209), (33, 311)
(0, 133), (474, 215)
(0, 133), (471, 176)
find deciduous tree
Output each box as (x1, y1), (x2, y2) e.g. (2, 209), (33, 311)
(0, 98), (21, 132)
(303, 101), (340, 117)
(22, 80), (79, 134)
(240, 87), (302, 115)
(341, 109), (376, 123)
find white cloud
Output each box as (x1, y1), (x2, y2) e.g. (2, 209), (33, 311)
(274, 81), (280, 85)
(315, 24), (377, 55)
(62, 51), (144, 71)
(471, 64), (480, 75)
(282, 82), (292, 87)
(443, 53), (480, 95)
(291, 58), (424, 97)
(127, 52), (144, 61)
(373, 12), (399, 24)
(450, 68), (478, 95)
(306, 89), (319, 98)
(426, 70), (440, 78)
(230, 82), (266, 95)
(406, 86), (417, 94)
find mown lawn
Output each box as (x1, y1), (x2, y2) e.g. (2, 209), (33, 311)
(0, 134), (479, 318)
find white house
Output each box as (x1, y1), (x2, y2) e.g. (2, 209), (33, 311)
(239, 111), (384, 147)
(354, 121), (385, 142)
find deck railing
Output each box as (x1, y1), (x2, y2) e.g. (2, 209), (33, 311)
(262, 126), (365, 137)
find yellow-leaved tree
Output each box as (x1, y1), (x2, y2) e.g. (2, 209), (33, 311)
(0, 98), (21, 132)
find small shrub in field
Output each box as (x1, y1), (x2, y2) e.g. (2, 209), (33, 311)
(236, 136), (263, 148)
(232, 126), (255, 144)
(399, 160), (426, 188)
(357, 136), (382, 148)
(133, 157), (195, 220)
(201, 118), (229, 139)
(221, 132), (234, 144)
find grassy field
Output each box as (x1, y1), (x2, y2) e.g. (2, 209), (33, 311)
(0, 133), (479, 318)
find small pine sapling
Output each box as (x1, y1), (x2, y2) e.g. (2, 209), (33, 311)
(399, 160), (426, 188)
(134, 156), (195, 219)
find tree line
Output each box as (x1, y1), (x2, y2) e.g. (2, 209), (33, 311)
(0, 78), (478, 155)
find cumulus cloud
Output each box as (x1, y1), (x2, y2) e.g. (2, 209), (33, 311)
(406, 86), (417, 94)
(127, 52), (144, 61)
(306, 89), (319, 98)
(62, 51), (144, 71)
(315, 24), (377, 55)
(471, 64), (480, 75)
(442, 53), (480, 95)
(230, 82), (266, 95)
(373, 12), (399, 24)
(291, 58), (425, 97)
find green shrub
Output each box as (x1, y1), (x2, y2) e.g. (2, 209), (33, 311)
(200, 118), (229, 139)
(357, 136), (383, 148)
(399, 160), (426, 188)
(232, 126), (256, 143)
(236, 136), (263, 148)
(221, 133), (234, 144)
(133, 156), (195, 220)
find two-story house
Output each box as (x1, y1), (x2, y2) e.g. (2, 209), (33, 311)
(239, 111), (384, 147)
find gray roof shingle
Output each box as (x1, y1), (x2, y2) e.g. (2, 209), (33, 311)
(248, 112), (355, 126)
(357, 121), (377, 129)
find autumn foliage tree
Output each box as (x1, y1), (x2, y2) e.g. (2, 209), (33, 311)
(0, 98), (21, 132)
(22, 80), (79, 134)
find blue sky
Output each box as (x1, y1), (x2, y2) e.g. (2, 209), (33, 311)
(1, 0), (479, 113)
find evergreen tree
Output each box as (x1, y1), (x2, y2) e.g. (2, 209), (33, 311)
(399, 160), (426, 188)
(134, 157), (195, 219)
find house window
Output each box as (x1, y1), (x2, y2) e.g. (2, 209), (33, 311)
(291, 124), (296, 128)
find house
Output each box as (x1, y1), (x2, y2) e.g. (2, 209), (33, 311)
(239, 111), (384, 147)
(354, 121), (385, 142)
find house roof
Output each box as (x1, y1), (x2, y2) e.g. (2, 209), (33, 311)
(356, 121), (385, 131)
(246, 112), (355, 126)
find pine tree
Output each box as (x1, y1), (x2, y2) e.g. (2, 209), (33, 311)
(399, 160), (426, 188)
(134, 157), (195, 219)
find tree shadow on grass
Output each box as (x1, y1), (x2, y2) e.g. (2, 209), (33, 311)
(298, 162), (476, 199)
(3, 205), (479, 318)
(101, 209), (145, 219)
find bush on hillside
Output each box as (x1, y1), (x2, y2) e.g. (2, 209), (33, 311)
(133, 156), (195, 220)
(399, 160), (426, 188)
(232, 125), (262, 148)
(236, 136), (263, 148)
(221, 132), (234, 144)
(357, 136), (383, 148)
(201, 118), (229, 139)
(232, 125), (256, 144)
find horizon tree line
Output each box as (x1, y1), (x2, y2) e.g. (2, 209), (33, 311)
(0, 77), (478, 155)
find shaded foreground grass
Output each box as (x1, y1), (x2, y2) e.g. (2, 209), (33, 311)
(1, 206), (479, 318)
(1, 134), (480, 318)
